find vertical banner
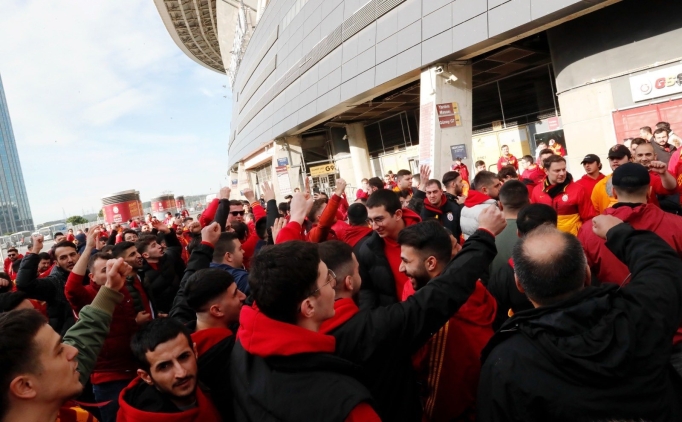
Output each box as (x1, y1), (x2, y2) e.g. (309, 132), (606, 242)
(276, 166), (292, 195)
(419, 102), (435, 165)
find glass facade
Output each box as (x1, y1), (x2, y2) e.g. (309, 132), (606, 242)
(0, 74), (33, 234)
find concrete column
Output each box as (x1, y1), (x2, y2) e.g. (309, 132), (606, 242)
(345, 123), (373, 188)
(237, 161), (249, 199)
(419, 63), (473, 179)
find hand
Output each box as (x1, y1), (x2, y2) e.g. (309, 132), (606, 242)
(334, 179), (347, 196)
(477, 205), (507, 236)
(157, 313), (168, 318)
(272, 218), (285, 244)
(592, 215), (623, 239)
(85, 227), (100, 249)
(219, 186), (231, 200)
(105, 258), (130, 292)
(304, 178), (311, 200)
(201, 222), (221, 245)
(0, 278), (9, 287)
(648, 161), (667, 174)
(262, 181), (276, 202)
(419, 165), (431, 190)
(243, 187), (256, 203)
(289, 192), (314, 224)
(151, 219), (170, 233)
(32, 234), (44, 253)
(188, 221), (201, 234)
(135, 311), (151, 325)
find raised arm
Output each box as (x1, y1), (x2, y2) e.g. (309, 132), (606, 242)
(276, 192), (313, 244)
(15, 235), (56, 301)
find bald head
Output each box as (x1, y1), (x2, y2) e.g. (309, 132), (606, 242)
(513, 225), (588, 306)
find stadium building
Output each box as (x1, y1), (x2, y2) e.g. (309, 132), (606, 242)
(155, 0), (682, 198)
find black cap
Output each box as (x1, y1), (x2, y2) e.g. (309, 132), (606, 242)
(581, 154), (600, 164)
(607, 144), (632, 159)
(612, 162), (650, 188)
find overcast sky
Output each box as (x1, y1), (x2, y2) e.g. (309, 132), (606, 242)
(0, 1), (231, 224)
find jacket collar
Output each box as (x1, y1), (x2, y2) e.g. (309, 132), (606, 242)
(320, 298), (359, 334)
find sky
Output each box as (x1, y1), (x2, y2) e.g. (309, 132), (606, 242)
(0, 1), (232, 224)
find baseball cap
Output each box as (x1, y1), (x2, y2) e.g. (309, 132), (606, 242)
(612, 162), (650, 188)
(607, 144), (632, 159)
(580, 154), (600, 164)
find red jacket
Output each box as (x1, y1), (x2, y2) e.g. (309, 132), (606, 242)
(575, 173), (606, 197)
(4, 254), (23, 280)
(521, 165), (546, 185)
(410, 281), (496, 421)
(356, 189), (369, 200)
(117, 377), (220, 422)
(64, 273), (139, 384)
(309, 194), (343, 243)
(578, 203), (682, 344)
(530, 179), (596, 235)
(241, 204), (266, 269)
(237, 305), (380, 421)
(341, 225), (372, 248)
(497, 154), (519, 171)
(199, 198), (220, 227)
(452, 163), (469, 182)
(276, 221), (306, 243)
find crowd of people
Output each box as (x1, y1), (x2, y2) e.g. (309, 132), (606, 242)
(1, 121), (682, 422)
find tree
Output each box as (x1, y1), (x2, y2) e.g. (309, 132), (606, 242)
(98, 209), (104, 218)
(66, 215), (88, 225)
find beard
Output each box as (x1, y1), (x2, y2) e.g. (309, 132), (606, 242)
(406, 268), (431, 291)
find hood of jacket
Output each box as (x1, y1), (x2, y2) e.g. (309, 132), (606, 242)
(605, 203), (662, 232)
(237, 304), (336, 357)
(191, 327), (234, 356)
(453, 280), (497, 326)
(423, 195), (448, 214)
(401, 207), (422, 227)
(320, 298), (360, 334)
(118, 377), (221, 422)
(464, 190), (494, 207)
(341, 225), (372, 247)
(486, 284), (637, 385)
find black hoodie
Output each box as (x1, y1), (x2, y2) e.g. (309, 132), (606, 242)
(478, 224), (682, 422)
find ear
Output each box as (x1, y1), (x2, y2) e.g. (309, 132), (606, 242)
(193, 342), (198, 359)
(88, 272), (95, 283)
(138, 369), (153, 386)
(141, 252), (150, 260)
(9, 375), (38, 400)
(498, 201), (504, 211)
(425, 256), (438, 272)
(299, 297), (315, 319)
(209, 303), (224, 319)
(394, 208), (403, 220)
(514, 273), (525, 294)
(344, 275), (354, 292)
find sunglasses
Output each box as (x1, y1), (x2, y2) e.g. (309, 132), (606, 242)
(230, 211), (245, 217)
(7, 254), (16, 257)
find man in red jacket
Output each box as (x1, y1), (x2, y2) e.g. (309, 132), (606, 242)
(118, 318), (221, 422)
(341, 203), (372, 247)
(497, 145), (519, 171)
(233, 241), (380, 421)
(64, 228), (144, 422)
(575, 154), (606, 196)
(3, 248), (22, 280)
(399, 221), (496, 421)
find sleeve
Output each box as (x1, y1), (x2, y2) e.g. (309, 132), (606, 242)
(213, 199), (230, 231)
(651, 172), (677, 195)
(356, 242), (379, 311)
(64, 272), (95, 314)
(15, 254), (57, 302)
(106, 230), (118, 246)
(62, 286), (123, 386)
(608, 223), (682, 338)
(275, 221), (305, 243)
(497, 158), (503, 172)
(578, 185), (598, 221)
(252, 203), (266, 221)
(266, 199), (279, 230)
(309, 194), (342, 243)
(345, 402), (381, 422)
(201, 198), (220, 228)
(168, 242), (214, 324)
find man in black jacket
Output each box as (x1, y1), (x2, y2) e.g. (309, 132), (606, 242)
(16, 237), (78, 335)
(316, 207), (505, 421)
(420, 178), (462, 240)
(478, 217), (682, 421)
(136, 220), (185, 313)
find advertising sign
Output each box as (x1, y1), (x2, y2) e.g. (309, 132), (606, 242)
(630, 64), (682, 102)
(310, 163), (336, 177)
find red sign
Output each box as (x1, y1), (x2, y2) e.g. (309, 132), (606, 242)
(439, 115), (458, 128)
(437, 103), (454, 116)
(102, 200), (143, 225)
(548, 117), (560, 130)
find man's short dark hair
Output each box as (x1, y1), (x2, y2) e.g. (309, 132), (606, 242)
(498, 166), (518, 180)
(398, 220), (452, 264)
(318, 241), (354, 289)
(0, 291), (28, 312)
(131, 318), (193, 372)
(38, 252), (51, 262)
(442, 171), (460, 188)
(52, 241), (77, 255)
(230, 222), (249, 242)
(521, 155), (534, 164)
(229, 199), (244, 208)
(475, 160), (486, 168)
(631, 137), (648, 148)
(473, 171), (498, 191)
(185, 268), (235, 312)
(213, 232), (239, 263)
(656, 121), (672, 131)
(516, 204), (558, 236)
(6, 248), (17, 254)
(397, 188), (412, 199)
(250, 241), (320, 324)
(425, 179), (442, 190)
(654, 127), (669, 136)
(307, 199), (327, 223)
(122, 229), (138, 239)
(112, 241), (136, 258)
(135, 235), (157, 254)
(499, 180), (529, 211)
(347, 203), (368, 226)
(0, 309), (46, 419)
(368, 177), (384, 191)
(88, 252), (112, 273)
(366, 189), (401, 215)
(513, 225), (586, 306)
(278, 202), (290, 215)
(537, 149), (554, 167)
(640, 126), (652, 134)
(396, 169), (411, 179)
(543, 154), (566, 170)
(53, 232), (64, 238)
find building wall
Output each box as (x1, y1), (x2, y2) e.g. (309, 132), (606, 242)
(0, 74), (34, 233)
(228, 0), (618, 167)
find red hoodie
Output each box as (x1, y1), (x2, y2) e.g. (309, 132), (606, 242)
(320, 297), (360, 334)
(116, 377), (220, 422)
(384, 208), (421, 300)
(464, 189), (494, 208)
(578, 203), (682, 344)
(407, 281), (496, 421)
(237, 305), (380, 421)
(341, 225), (372, 248)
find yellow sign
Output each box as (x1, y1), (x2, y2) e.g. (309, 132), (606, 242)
(452, 102), (459, 114)
(310, 163), (336, 177)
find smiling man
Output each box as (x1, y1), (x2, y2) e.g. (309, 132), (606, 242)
(16, 237), (81, 335)
(117, 318), (221, 421)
